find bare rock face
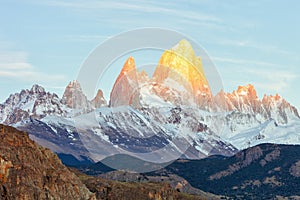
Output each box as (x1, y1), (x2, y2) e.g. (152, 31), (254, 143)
(62, 80), (93, 111)
(222, 84), (260, 112)
(107, 41), (299, 126)
(109, 56), (141, 107)
(153, 39), (212, 107)
(290, 160), (300, 177)
(91, 89), (107, 108)
(0, 124), (95, 200)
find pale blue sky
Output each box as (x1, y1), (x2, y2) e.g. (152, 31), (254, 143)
(0, 0), (299, 109)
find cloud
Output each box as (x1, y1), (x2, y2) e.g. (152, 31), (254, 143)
(246, 68), (298, 92)
(212, 56), (280, 68)
(0, 50), (66, 83)
(219, 39), (296, 56)
(31, 0), (222, 23)
(64, 35), (110, 42)
(213, 55), (298, 95)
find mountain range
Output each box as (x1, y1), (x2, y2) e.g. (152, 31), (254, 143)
(78, 143), (300, 199)
(1, 123), (299, 199)
(0, 39), (299, 167)
(1, 123), (214, 200)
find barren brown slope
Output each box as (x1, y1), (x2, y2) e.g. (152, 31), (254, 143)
(70, 168), (213, 200)
(0, 124), (95, 200)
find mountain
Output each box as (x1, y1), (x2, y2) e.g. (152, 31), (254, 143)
(219, 84), (299, 124)
(0, 39), (299, 166)
(71, 105), (238, 166)
(91, 89), (107, 108)
(1, 123), (224, 199)
(0, 124), (95, 199)
(62, 80), (107, 112)
(109, 56), (140, 107)
(107, 40), (300, 152)
(217, 84), (300, 149)
(0, 84), (69, 125)
(2, 123), (218, 200)
(62, 80), (92, 111)
(74, 143), (300, 199)
(110, 40), (211, 109)
(157, 143), (300, 199)
(153, 39), (211, 107)
(0, 81), (107, 125)
(0, 82), (107, 162)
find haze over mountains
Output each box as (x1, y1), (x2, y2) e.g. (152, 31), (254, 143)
(0, 40), (299, 165)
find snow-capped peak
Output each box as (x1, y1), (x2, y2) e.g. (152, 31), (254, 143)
(30, 84), (46, 94)
(0, 85), (68, 124)
(0, 81), (108, 125)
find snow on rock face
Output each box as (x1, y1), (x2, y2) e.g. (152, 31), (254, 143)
(30, 84), (46, 94)
(0, 39), (300, 161)
(224, 119), (300, 150)
(74, 105), (238, 162)
(0, 80), (299, 160)
(216, 84), (299, 125)
(214, 85), (300, 149)
(0, 81), (107, 125)
(0, 85), (69, 124)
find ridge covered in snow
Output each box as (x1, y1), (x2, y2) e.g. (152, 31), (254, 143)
(0, 81), (107, 125)
(0, 39), (299, 162)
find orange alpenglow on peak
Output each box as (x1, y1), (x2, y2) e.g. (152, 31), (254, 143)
(113, 56), (138, 87)
(153, 39), (211, 99)
(109, 56), (138, 107)
(236, 84), (257, 97)
(120, 56), (136, 75)
(269, 94), (282, 101)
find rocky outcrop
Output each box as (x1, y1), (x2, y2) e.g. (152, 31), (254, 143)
(109, 56), (140, 107)
(62, 80), (93, 111)
(290, 160), (300, 177)
(83, 175), (204, 200)
(153, 39), (211, 106)
(107, 40), (299, 126)
(91, 89), (107, 108)
(0, 124), (95, 200)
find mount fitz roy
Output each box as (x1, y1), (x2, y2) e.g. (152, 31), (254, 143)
(0, 39), (299, 164)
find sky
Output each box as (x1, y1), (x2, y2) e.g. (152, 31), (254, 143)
(0, 0), (299, 109)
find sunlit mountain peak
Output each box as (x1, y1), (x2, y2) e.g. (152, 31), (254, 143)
(153, 39), (211, 102)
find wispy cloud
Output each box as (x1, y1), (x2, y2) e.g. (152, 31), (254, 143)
(213, 55), (298, 94)
(64, 34), (110, 42)
(219, 39), (296, 56)
(246, 68), (298, 92)
(31, 0), (222, 24)
(213, 56), (281, 68)
(0, 50), (66, 83)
